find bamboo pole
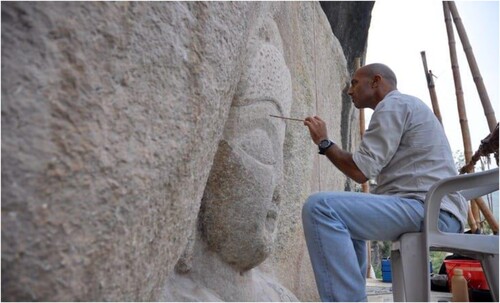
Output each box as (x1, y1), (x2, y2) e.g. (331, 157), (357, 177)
(474, 197), (499, 234)
(460, 123), (500, 174)
(443, 2), (481, 232)
(445, 2), (498, 232)
(355, 57), (372, 278)
(467, 205), (478, 233)
(460, 125), (499, 234)
(448, 1), (497, 132)
(420, 51), (443, 124)
(443, 2), (473, 163)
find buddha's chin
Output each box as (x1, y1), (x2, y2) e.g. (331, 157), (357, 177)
(218, 234), (272, 272)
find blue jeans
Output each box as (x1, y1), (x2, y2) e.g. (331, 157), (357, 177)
(302, 191), (461, 302)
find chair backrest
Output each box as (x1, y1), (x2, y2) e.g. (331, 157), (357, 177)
(424, 168), (499, 235)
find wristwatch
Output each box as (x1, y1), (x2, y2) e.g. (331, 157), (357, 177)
(318, 139), (334, 155)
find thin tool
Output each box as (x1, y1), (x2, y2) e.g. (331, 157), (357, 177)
(269, 115), (304, 122)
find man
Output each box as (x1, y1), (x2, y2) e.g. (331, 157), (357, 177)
(302, 63), (467, 301)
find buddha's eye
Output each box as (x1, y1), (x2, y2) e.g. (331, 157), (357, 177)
(238, 129), (276, 166)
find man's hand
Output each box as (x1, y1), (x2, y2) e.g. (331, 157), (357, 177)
(304, 116), (368, 183)
(304, 116), (328, 144)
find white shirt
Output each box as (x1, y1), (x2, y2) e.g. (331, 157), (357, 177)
(353, 90), (467, 230)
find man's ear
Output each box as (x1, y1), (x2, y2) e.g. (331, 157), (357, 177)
(371, 75), (382, 88)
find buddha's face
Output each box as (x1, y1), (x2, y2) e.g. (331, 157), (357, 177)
(200, 19), (292, 271)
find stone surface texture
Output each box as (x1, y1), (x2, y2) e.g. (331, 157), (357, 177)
(320, 1), (375, 192)
(1, 2), (371, 301)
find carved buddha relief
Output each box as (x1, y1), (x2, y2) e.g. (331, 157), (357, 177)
(163, 16), (295, 301)
(199, 18), (292, 272)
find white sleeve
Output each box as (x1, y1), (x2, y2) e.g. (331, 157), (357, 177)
(352, 105), (408, 179)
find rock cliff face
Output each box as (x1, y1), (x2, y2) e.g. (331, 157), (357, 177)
(320, 1), (375, 192)
(1, 2), (372, 301)
(320, 1), (375, 74)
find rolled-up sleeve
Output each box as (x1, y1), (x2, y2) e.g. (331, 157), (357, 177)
(353, 105), (407, 179)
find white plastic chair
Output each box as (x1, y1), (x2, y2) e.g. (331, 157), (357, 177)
(391, 167), (499, 302)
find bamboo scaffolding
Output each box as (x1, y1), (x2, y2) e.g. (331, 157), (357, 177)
(473, 197), (499, 234)
(420, 51), (443, 124)
(460, 123), (499, 174)
(467, 206), (478, 233)
(448, 1), (497, 132)
(443, 2), (473, 163)
(460, 124), (499, 234)
(443, 2), (481, 232)
(355, 57), (372, 278)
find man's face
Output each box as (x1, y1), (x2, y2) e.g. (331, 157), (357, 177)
(347, 69), (375, 109)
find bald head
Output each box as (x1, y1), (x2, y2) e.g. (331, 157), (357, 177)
(348, 63), (398, 109)
(359, 63), (397, 87)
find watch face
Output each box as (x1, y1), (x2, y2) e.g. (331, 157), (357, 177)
(319, 140), (330, 149)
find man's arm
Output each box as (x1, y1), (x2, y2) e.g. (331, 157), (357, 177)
(323, 144), (368, 184)
(304, 116), (368, 184)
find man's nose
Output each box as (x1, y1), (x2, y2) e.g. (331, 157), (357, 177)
(347, 87), (353, 96)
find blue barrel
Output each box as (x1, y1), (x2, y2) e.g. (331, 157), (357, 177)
(381, 259), (392, 282)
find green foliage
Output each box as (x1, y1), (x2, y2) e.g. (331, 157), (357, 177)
(430, 251), (448, 273)
(380, 241), (391, 258)
(374, 264), (382, 279)
(482, 220), (494, 235)
(453, 149), (466, 171)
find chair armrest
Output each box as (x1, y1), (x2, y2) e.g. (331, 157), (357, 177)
(423, 168), (499, 234)
(460, 184), (498, 201)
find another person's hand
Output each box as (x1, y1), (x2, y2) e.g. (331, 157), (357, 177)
(304, 116), (328, 145)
